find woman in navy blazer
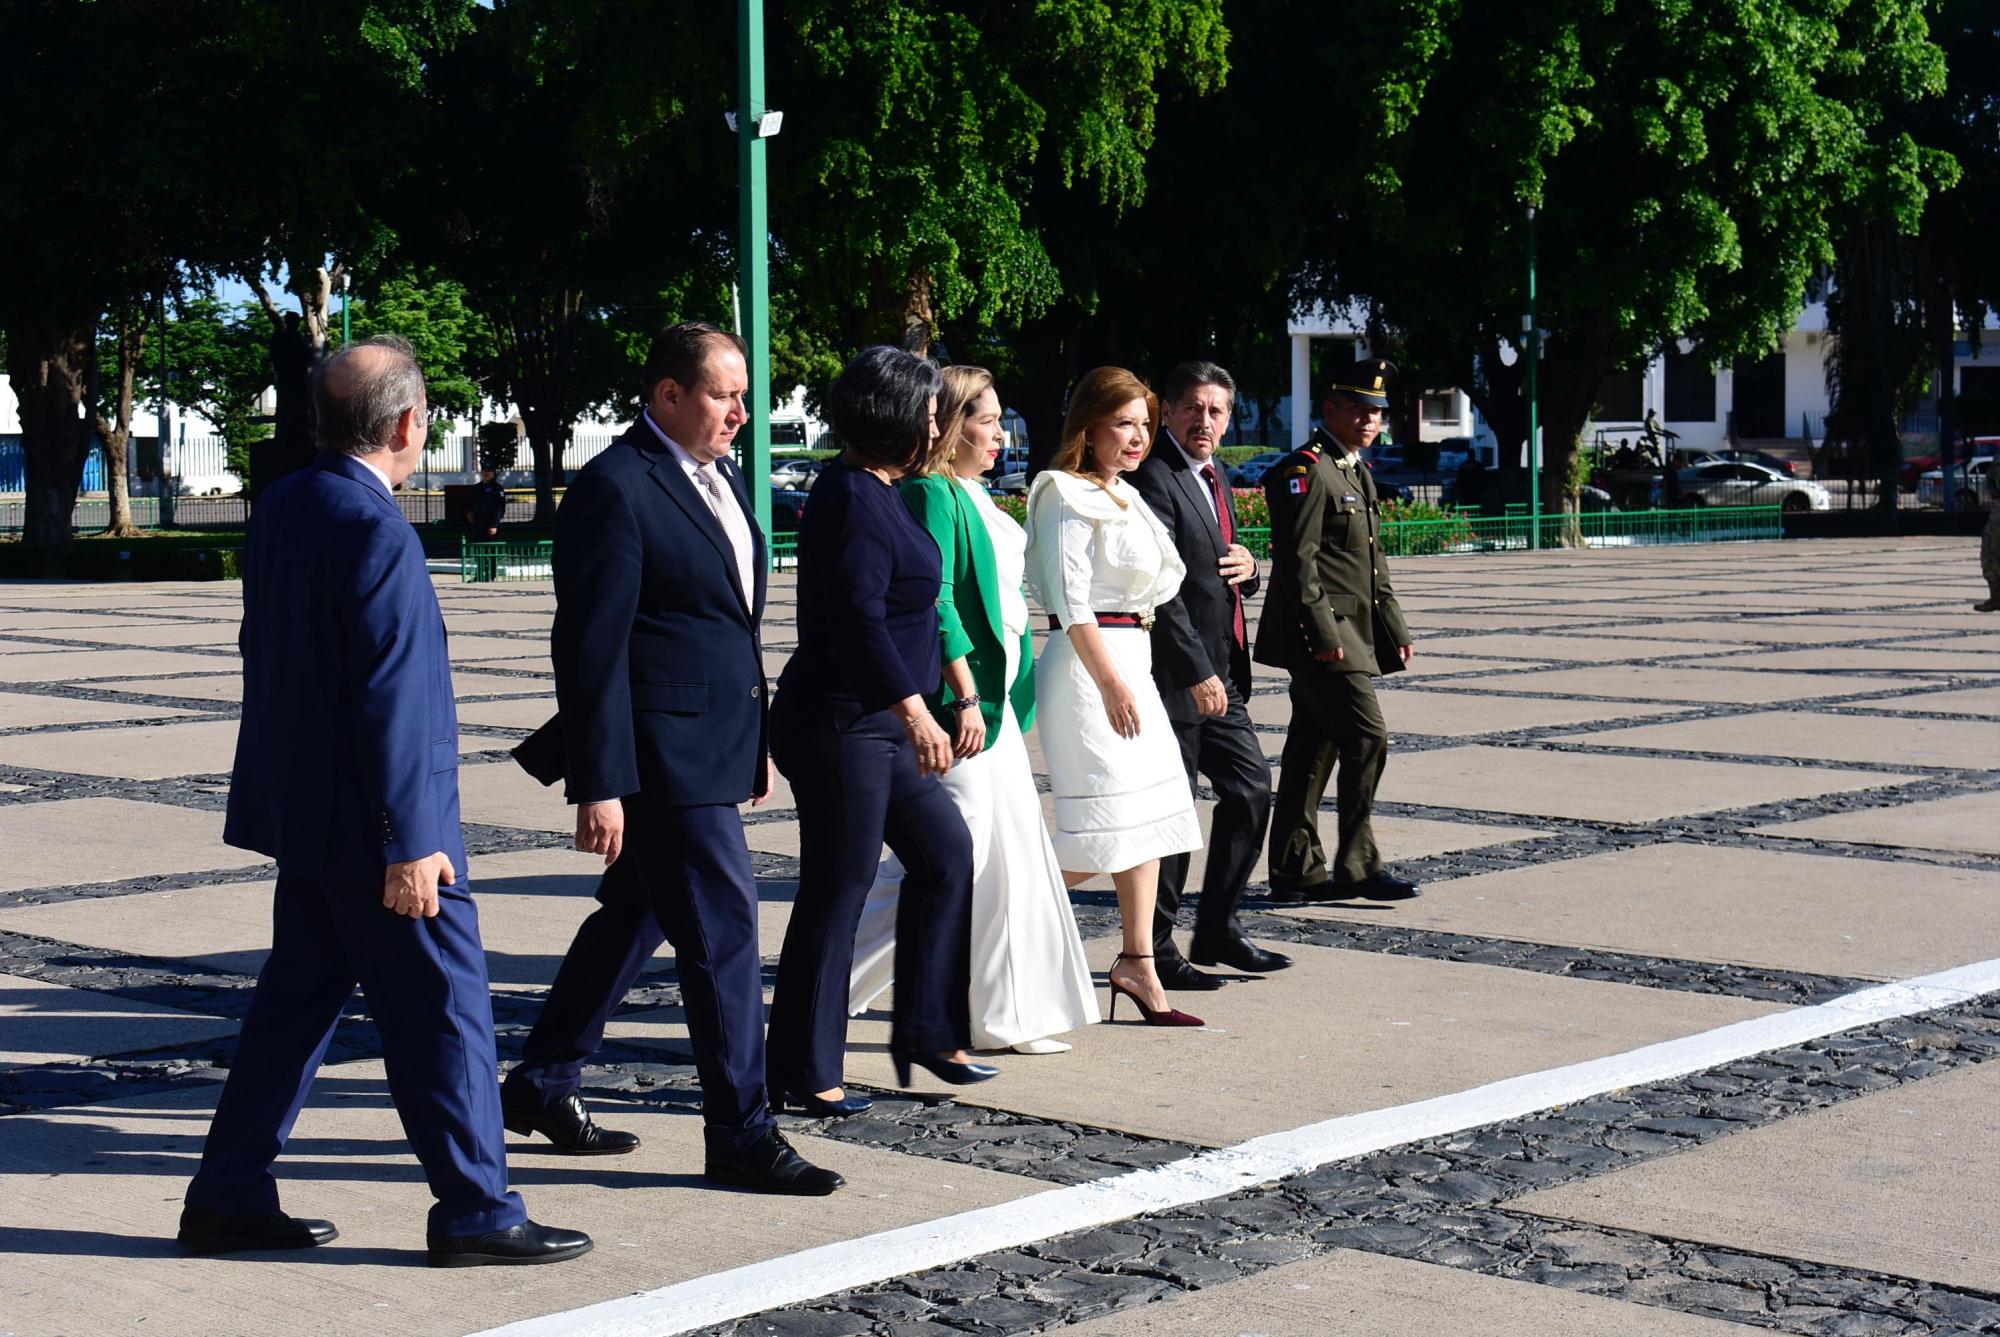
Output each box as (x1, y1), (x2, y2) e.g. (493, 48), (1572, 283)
(766, 347), (997, 1114)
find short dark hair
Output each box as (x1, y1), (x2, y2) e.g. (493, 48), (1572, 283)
(313, 335), (425, 457)
(1162, 360), (1235, 408)
(824, 345), (943, 475)
(643, 321), (748, 401)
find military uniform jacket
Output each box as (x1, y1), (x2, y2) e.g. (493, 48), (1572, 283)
(1252, 427), (1410, 674)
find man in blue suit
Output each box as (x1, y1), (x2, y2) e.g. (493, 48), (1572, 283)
(501, 322), (842, 1195)
(179, 337), (590, 1267)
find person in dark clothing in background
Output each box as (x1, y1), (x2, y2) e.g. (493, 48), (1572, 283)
(765, 346), (996, 1115)
(469, 467), (507, 538)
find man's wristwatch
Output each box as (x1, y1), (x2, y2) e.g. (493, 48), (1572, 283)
(948, 695), (982, 712)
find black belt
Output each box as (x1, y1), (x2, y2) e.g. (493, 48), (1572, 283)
(1047, 611), (1153, 630)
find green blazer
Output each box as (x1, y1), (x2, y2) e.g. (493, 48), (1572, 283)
(901, 473), (1036, 745)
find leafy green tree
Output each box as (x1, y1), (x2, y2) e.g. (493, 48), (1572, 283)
(139, 295), (277, 484)
(770, 0), (1228, 401)
(349, 269), (496, 420)
(403, 1), (729, 519)
(1307, 0), (1954, 534)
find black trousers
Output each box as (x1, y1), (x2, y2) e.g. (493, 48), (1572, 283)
(1154, 679), (1272, 956)
(767, 693), (974, 1094)
(504, 799), (774, 1156)
(1268, 669), (1389, 888)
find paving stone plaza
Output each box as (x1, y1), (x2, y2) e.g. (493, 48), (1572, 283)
(1, 535), (1997, 1337)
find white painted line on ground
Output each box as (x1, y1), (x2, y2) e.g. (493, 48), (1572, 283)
(472, 957), (2000, 1337)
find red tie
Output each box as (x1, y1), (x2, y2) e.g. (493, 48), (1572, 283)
(1201, 463), (1247, 649)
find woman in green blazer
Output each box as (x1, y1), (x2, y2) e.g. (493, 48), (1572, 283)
(848, 366), (1099, 1054)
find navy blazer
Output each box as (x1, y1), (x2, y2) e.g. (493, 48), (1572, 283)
(777, 458), (941, 713)
(1131, 433), (1261, 722)
(225, 452), (467, 883)
(552, 422), (769, 806)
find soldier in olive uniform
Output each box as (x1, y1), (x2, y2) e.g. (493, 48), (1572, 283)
(1255, 358), (1418, 902)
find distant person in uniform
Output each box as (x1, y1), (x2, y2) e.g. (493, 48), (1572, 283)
(469, 466), (507, 538)
(1256, 357), (1418, 904)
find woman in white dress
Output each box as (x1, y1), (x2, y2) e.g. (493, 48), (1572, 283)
(850, 366), (1100, 1054)
(1025, 366), (1206, 1028)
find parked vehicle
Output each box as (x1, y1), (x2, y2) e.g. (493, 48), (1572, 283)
(1916, 455), (1997, 508)
(769, 457), (827, 491)
(1228, 451), (1288, 486)
(989, 470), (1029, 496)
(1675, 460), (1830, 512)
(1904, 437), (2000, 494)
(1715, 448), (1798, 476)
(769, 486), (809, 531)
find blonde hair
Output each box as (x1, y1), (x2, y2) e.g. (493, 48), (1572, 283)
(924, 364), (997, 476)
(1048, 366), (1157, 478)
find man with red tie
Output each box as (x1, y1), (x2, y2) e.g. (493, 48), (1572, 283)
(1129, 361), (1289, 991)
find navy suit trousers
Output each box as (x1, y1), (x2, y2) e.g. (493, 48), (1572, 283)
(766, 694), (974, 1095)
(505, 801), (774, 1155)
(186, 871), (524, 1239)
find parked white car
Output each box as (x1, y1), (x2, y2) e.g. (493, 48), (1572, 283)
(1916, 456), (1996, 508)
(1675, 460), (1830, 512)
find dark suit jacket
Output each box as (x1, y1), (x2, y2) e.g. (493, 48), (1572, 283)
(1131, 432), (1260, 723)
(549, 420), (769, 806)
(225, 451), (468, 883)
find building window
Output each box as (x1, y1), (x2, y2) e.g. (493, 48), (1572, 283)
(1421, 392), (1458, 424)
(1664, 351), (1717, 422)
(1596, 369), (1644, 423)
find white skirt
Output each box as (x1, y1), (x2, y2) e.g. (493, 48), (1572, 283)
(1036, 625), (1202, 873)
(849, 697), (1100, 1049)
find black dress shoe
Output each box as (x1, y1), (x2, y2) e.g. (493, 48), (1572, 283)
(177, 1205), (338, 1254)
(1264, 877), (1328, 905)
(1189, 934), (1293, 973)
(1154, 955), (1225, 991)
(428, 1220), (593, 1268)
(502, 1085), (640, 1155)
(705, 1129), (844, 1195)
(782, 1090), (875, 1118)
(1332, 873), (1421, 901)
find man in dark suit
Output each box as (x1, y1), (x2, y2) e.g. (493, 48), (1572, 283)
(181, 337), (589, 1267)
(1130, 361), (1290, 991)
(501, 322), (841, 1195)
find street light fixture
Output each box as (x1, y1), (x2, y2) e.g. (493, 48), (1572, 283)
(339, 270), (352, 347)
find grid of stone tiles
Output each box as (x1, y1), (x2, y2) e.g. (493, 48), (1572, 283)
(714, 998), (2000, 1337)
(1, 536), (1997, 1335)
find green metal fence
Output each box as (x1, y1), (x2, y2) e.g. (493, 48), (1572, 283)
(461, 538), (554, 582)
(769, 533), (799, 572)
(1235, 504), (1782, 560)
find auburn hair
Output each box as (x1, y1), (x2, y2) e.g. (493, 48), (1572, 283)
(1047, 366), (1157, 475)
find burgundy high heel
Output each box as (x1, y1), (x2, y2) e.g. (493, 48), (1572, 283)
(1106, 952), (1204, 1027)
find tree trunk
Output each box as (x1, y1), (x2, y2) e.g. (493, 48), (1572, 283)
(94, 312), (145, 537)
(900, 273), (936, 357)
(1539, 310), (1614, 546)
(5, 312), (98, 558)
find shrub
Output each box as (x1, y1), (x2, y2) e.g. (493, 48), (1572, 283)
(993, 494), (1028, 525)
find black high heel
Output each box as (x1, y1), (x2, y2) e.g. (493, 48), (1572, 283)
(783, 1090), (875, 1118)
(891, 1049), (1000, 1088)
(1107, 952), (1205, 1027)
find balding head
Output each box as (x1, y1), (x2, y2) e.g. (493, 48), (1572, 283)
(314, 336), (427, 459)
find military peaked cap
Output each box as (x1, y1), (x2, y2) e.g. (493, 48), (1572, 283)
(1327, 356), (1397, 409)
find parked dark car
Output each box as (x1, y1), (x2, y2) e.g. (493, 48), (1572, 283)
(769, 486), (810, 531)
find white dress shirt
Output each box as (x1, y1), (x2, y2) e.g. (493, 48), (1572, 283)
(354, 453), (395, 497)
(1166, 429), (1222, 526)
(642, 411), (756, 603)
